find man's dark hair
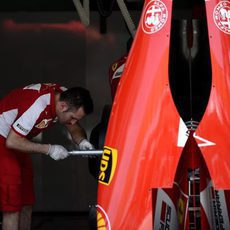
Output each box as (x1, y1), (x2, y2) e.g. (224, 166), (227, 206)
(60, 87), (94, 114)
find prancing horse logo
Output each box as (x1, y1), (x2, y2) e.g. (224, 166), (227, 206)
(36, 119), (52, 129)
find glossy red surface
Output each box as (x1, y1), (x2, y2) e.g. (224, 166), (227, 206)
(97, 0), (230, 228)
(196, 0), (230, 189)
(97, 0), (183, 228)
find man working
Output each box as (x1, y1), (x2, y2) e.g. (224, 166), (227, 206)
(0, 83), (94, 229)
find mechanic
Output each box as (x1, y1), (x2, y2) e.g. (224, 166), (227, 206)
(109, 37), (133, 100)
(0, 83), (94, 230)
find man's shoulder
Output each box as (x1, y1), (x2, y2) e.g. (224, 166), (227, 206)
(21, 83), (67, 95)
(12, 83), (59, 105)
(109, 54), (128, 73)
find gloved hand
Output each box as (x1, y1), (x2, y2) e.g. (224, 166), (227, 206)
(47, 145), (69, 160)
(78, 139), (94, 150)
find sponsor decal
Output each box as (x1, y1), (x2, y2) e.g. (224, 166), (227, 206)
(213, 1), (230, 34)
(35, 118), (52, 129)
(201, 183), (230, 228)
(160, 201), (172, 229)
(16, 123), (29, 133)
(212, 190), (230, 228)
(96, 205), (111, 230)
(98, 146), (118, 185)
(142, 0), (168, 34)
(177, 198), (185, 225)
(154, 189), (178, 229)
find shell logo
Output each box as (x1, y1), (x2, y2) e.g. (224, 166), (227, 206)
(96, 205), (111, 230)
(142, 0), (168, 34)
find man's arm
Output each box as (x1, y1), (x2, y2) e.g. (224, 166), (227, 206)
(65, 122), (87, 144)
(6, 129), (50, 154)
(65, 123), (94, 150)
(6, 129), (69, 160)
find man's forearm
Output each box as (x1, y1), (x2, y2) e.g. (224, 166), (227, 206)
(65, 123), (87, 144)
(6, 130), (50, 154)
(7, 139), (50, 154)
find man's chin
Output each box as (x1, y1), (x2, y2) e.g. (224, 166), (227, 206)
(61, 121), (72, 125)
(58, 120), (65, 125)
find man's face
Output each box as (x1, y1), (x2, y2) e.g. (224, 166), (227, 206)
(57, 103), (86, 125)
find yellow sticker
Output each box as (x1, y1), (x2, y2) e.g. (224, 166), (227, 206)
(98, 146), (118, 186)
(177, 198), (185, 224)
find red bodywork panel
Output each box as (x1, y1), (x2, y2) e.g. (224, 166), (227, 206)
(196, 0), (230, 189)
(96, 0), (230, 228)
(97, 0), (182, 228)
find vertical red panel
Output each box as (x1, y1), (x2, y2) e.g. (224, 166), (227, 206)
(97, 0), (183, 229)
(196, 0), (230, 189)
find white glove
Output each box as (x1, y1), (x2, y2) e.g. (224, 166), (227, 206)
(78, 139), (94, 150)
(47, 145), (69, 160)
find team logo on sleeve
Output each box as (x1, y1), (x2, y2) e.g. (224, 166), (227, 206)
(35, 119), (52, 129)
(98, 146), (118, 185)
(111, 63), (118, 72)
(213, 1), (230, 34)
(142, 0), (168, 34)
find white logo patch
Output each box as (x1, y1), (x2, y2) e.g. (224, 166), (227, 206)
(112, 63), (125, 80)
(213, 1), (230, 34)
(177, 118), (216, 147)
(142, 0), (168, 34)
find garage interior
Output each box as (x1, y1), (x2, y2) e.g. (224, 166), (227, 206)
(0, 0), (209, 229)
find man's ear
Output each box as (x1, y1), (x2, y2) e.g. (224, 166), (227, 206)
(59, 101), (69, 112)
